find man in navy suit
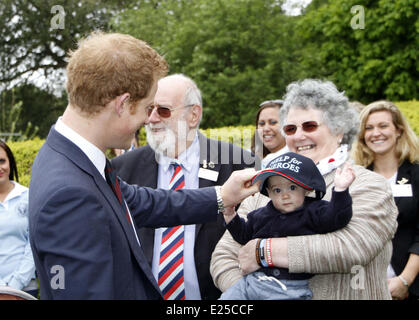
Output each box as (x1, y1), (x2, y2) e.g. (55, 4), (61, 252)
(28, 32), (259, 300)
(112, 74), (255, 299)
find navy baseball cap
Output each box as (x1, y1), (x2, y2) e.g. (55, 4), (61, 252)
(252, 152), (326, 199)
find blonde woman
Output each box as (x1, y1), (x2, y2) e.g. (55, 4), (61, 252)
(353, 100), (419, 300)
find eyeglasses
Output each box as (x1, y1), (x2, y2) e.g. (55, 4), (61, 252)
(146, 104), (194, 118)
(283, 121), (320, 136)
(259, 99), (284, 107)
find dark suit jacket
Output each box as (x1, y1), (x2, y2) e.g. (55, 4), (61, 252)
(29, 127), (219, 300)
(112, 132), (255, 299)
(368, 160), (419, 295)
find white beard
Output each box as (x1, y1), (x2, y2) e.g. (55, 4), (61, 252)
(146, 120), (190, 159)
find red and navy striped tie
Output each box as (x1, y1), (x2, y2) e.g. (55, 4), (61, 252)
(105, 160), (141, 248)
(105, 160), (132, 224)
(158, 163), (185, 300)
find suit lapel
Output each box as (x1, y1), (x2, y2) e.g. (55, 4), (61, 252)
(196, 133), (222, 238)
(47, 127), (161, 293)
(198, 132), (221, 187)
(95, 163), (161, 295)
(94, 174), (142, 251)
(368, 160), (411, 207)
(137, 146), (159, 263)
(139, 146), (158, 188)
(394, 160), (410, 207)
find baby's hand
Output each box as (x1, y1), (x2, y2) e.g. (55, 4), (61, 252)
(334, 162), (355, 192)
(222, 206), (236, 224)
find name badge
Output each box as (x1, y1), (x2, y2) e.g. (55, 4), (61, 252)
(198, 168), (219, 182)
(391, 184), (413, 197)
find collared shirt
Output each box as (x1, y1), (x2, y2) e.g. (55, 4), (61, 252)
(0, 181), (36, 290)
(151, 133), (202, 300)
(55, 118), (141, 247)
(55, 117), (106, 179)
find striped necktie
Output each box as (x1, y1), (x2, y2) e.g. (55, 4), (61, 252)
(158, 163), (185, 300)
(105, 160), (132, 224)
(105, 160), (141, 247)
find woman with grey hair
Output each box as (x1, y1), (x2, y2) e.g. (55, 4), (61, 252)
(279, 79), (359, 149)
(210, 79), (398, 299)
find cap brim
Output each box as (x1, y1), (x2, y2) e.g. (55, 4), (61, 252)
(251, 169), (313, 195)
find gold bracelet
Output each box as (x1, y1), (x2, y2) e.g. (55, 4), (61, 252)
(398, 275), (409, 288)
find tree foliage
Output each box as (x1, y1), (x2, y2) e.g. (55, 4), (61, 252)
(298, 0), (419, 103)
(0, 0), (417, 135)
(116, 0), (302, 128)
(0, 90), (39, 141)
(116, 0), (418, 128)
(0, 0), (135, 88)
(0, 0), (136, 137)
(0, 84), (68, 138)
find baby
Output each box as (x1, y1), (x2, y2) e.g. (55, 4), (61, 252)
(220, 152), (355, 300)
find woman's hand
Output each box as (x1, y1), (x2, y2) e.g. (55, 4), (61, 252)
(238, 239), (260, 275)
(388, 277), (409, 300)
(238, 237), (289, 274)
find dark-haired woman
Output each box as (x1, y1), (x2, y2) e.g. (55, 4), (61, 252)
(0, 141), (37, 298)
(251, 100), (287, 169)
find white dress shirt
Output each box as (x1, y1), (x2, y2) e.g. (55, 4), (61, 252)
(151, 133), (202, 300)
(55, 117), (107, 179)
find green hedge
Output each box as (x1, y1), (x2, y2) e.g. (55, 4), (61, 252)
(395, 100), (419, 136)
(8, 138), (45, 187)
(6, 100), (419, 188)
(136, 125), (257, 149)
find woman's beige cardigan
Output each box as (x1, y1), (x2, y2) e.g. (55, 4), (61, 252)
(210, 164), (398, 299)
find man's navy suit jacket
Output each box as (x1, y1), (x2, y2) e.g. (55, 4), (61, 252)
(28, 127), (218, 300)
(112, 132), (255, 299)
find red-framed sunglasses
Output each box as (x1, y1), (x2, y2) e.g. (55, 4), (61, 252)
(283, 121), (320, 136)
(146, 104), (194, 118)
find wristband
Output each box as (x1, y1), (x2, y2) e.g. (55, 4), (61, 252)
(398, 275), (409, 288)
(255, 239), (262, 266)
(266, 238), (274, 267)
(259, 239), (268, 267)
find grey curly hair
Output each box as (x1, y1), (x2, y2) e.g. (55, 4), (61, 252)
(279, 79), (359, 148)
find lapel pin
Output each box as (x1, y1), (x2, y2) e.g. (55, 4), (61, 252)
(208, 161), (215, 169)
(202, 160), (207, 169)
(397, 177), (408, 185)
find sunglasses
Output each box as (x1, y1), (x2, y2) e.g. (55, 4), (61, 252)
(146, 104), (194, 118)
(283, 121), (320, 136)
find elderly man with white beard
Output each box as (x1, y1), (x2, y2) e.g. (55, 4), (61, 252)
(111, 74), (255, 300)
